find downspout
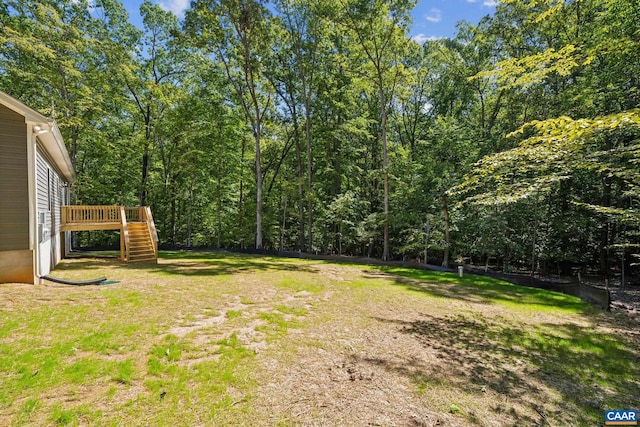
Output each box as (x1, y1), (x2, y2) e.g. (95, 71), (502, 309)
(26, 122), (39, 284)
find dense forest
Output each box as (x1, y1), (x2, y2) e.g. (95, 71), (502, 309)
(1, 0), (638, 280)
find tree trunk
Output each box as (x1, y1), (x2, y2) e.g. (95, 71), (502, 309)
(380, 84), (390, 261)
(600, 175), (612, 276)
(187, 184), (193, 248)
(139, 108), (151, 206)
(140, 145), (149, 206)
(170, 194), (176, 246)
(442, 196), (451, 268)
(424, 218), (430, 265)
(280, 193), (287, 252)
(217, 173), (222, 249)
(255, 126), (263, 249)
(288, 103), (305, 252)
(305, 100), (313, 253)
(244, 39), (263, 250)
(238, 137), (246, 249)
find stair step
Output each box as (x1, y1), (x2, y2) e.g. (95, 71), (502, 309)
(129, 241), (152, 247)
(129, 248), (153, 253)
(129, 246), (154, 252)
(129, 239), (151, 243)
(129, 243), (151, 247)
(129, 250), (155, 257)
(129, 250), (154, 255)
(128, 257), (157, 263)
(130, 250), (155, 257)
(129, 254), (155, 260)
(124, 220), (157, 263)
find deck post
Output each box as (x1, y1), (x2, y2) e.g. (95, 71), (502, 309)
(119, 206), (129, 261)
(144, 206), (159, 259)
(120, 227), (125, 261)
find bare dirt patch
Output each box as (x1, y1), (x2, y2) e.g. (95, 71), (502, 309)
(2, 254), (638, 426)
(249, 263), (640, 426)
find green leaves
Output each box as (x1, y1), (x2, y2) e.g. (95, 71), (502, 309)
(472, 45), (580, 90)
(454, 110), (640, 220)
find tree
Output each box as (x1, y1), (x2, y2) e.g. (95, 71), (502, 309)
(335, 0), (415, 260)
(126, 0), (187, 206)
(454, 0), (640, 275)
(267, 0), (325, 251)
(0, 0), (142, 207)
(186, 0), (273, 249)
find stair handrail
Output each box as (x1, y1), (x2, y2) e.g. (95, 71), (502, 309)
(144, 206), (159, 259)
(120, 205), (130, 261)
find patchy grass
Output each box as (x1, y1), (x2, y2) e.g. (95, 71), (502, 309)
(1, 251), (638, 426)
(379, 266), (592, 313)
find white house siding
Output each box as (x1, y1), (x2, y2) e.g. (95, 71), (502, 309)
(36, 145), (64, 276)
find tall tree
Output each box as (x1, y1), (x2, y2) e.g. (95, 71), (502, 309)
(127, 0), (187, 206)
(269, 0), (324, 251)
(186, 0), (273, 249)
(336, 0), (415, 260)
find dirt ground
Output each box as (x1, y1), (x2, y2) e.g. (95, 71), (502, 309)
(610, 285), (640, 315)
(1, 256), (639, 426)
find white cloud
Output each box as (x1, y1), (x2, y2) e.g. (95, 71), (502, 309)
(158, 0), (189, 17)
(411, 34), (444, 44)
(412, 33), (429, 44)
(425, 8), (442, 23)
(483, 0), (500, 6)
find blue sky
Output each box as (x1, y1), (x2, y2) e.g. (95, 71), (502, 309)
(410, 0), (499, 42)
(119, 0), (498, 41)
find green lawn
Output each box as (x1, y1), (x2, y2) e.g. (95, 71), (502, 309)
(0, 251), (637, 426)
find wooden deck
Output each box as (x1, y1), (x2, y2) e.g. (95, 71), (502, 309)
(61, 205), (158, 262)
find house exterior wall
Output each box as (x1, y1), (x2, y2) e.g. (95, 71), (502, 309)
(0, 103), (33, 283)
(36, 145), (65, 276)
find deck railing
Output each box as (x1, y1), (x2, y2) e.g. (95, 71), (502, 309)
(61, 205), (122, 224)
(124, 207), (143, 221)
(142, 206), (159, 258)
(61, 206), (148, 225)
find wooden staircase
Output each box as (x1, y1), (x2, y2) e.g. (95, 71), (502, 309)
(126, 222), (157, 262)
(121, 206), (159, 263)
(61, 205), (158, 263)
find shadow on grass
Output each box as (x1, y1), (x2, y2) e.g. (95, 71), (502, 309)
(372, 267), (591, 313)
(57, 251), (320, 277)
(369, 313), (640, 425)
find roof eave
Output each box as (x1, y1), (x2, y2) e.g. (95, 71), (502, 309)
(34, 121), (76, 184)
(0, 91), (76, 183)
